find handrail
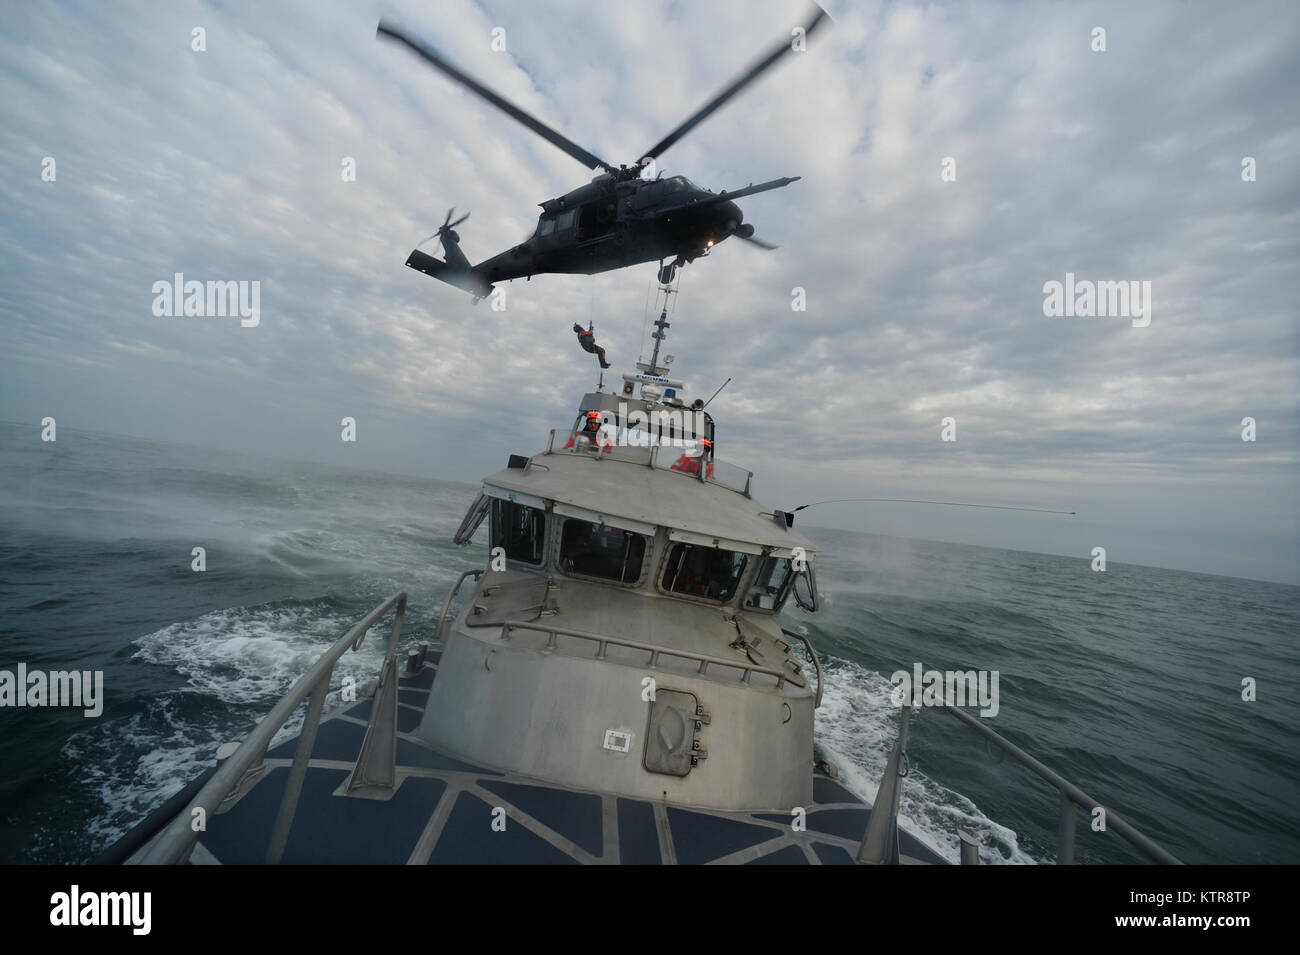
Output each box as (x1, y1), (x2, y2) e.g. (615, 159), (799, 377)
(437, 569), (484, 643)
(501, 619), (796, 690)
(860, 698), (1183, 865)
(782, 629), (823, 708)
(543, 428), (757, 499)
(134, 591), (409, 865)
(935, 702), (1183, 865)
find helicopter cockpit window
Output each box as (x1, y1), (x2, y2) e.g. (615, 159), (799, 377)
(744, 556), (793, 612)
(559, 519), (646, 584)
(660, 542), (747, 603)
(666, 177), (685, 192)
(489, 498), (545, 565)
(537, 216), (556, 237)
(556, 209), (576, 231)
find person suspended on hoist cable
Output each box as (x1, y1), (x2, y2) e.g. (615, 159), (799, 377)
(573, 323), (611, 369)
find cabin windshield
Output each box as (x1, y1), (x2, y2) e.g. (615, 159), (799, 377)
(660, 542), (747, 603)
(559, 519), (646, 583)
(489, 498), (545, 565)
(744, 556), (793, 612)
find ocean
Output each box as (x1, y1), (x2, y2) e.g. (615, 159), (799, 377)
(1, 418), (1296, 864)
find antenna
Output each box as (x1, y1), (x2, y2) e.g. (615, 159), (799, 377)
(646, 306), (671, 376)
(639, 267), (680, 379)
(703, 377), (732, 408)
(792, 499), (1077, 516)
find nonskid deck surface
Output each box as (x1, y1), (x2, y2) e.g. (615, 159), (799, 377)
(193, 651), (946, 865)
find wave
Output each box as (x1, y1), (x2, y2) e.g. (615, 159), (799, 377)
(810, 655), (1042, 865)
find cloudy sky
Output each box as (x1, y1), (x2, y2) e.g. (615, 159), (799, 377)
(1, 0), (1297, 584)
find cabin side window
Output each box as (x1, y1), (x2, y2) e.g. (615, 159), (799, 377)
(744, 556), (793, 612)
(558, 519), (646, 584)
(489, 498), (545, 565)
(660, 542), (747, 603)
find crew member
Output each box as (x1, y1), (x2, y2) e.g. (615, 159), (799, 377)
(563, 410), (614, 451)
(573, 323), (611, 369)
(671, 438), (715, 477)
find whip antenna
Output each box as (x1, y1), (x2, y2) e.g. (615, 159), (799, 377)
(791, 499), (1076, 516)
(703, 378), (732, 408)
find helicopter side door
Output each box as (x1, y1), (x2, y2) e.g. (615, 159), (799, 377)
(578, 187), (623, 243)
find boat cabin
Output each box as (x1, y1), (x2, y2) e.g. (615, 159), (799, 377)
(424, 384), (822, 812)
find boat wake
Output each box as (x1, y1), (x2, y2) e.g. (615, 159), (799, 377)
(811, 655), (1041, 865)
(60, 598), (387, 860)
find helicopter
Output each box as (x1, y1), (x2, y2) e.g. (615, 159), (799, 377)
(377, 5), (828, 300)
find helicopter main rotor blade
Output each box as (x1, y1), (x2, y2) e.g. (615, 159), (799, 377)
(736, 232), (778, 250)
(639, 3), (830, 164)
(377, 20), (614, 173)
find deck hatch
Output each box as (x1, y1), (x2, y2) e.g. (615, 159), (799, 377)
(643, 689), (707, 777)
(465, 577), (549, 626)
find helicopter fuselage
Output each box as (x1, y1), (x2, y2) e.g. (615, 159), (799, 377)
(382, 8), (826, 298)
(405, 172), (791, 298)
(492, 175), (742, 274)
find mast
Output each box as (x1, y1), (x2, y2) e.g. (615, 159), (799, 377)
(638, 274), (677, 381)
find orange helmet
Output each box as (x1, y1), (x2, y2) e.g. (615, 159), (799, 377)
(698, 439), (712, 450)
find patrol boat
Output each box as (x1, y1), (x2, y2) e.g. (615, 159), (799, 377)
(100, 299), (954, 866)
(102, 303), (1182, 866)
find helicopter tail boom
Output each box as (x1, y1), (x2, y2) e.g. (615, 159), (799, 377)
(405, 248), (494, 299)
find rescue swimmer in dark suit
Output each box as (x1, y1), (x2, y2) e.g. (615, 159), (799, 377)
(573, 323), (611, 369)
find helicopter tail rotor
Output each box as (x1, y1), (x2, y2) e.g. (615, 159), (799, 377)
(428, 207), (470, 251)
(420, 207), (473, 270)
(406, 206), (492, 296)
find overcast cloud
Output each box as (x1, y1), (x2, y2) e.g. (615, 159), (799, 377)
(1, 0), (1297, 584)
